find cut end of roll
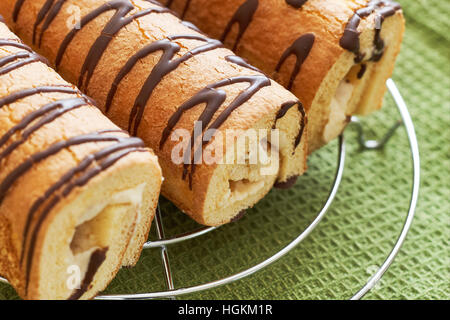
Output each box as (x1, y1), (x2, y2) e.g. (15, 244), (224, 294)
(310, 8), (405, 152)
(161, 102), (307, 227)
(24, 153), (161, 300)
(202, 142), (279, 226)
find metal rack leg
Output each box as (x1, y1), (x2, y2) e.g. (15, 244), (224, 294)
(350, 116), (403, 150)
(154, 203), (176, 299)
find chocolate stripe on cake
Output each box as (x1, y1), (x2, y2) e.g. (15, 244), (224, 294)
(285, 0), (308, 9)
(54, 1), (171, 89)
(274, 175), (299, 189)
(68, 247), (108, 300)
(357, 63), (367, 79)
(275, 33), (315, 90)
(181, 20), (202, 33)
(0, 133), (134, 206)
(0, 39), (34, 53)
(33, 0), (57, 44)
(225, 55), (262, 73)
(371, 4), (400, 61)
(0, 38), (49, 67)
(340, 0), (401, 63)
(274, 101), (307, 151)
(104, 34), (222, 135)
(14, 0), (68, 47)
(37, 0), (67, 47)
(160, 75), (271, 188)
(165, 0), (192, 19)
(0, 85), (77, 109)
(221, 0), (259, 52)
(12, 0), (26, 22)
(0, 51), (46, 75)
(0, 97), (89, 161)
(221, 2), (315, 91)
(0, 40), (49, 70)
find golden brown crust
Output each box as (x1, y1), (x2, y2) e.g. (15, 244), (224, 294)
(168, 0), (405, 150)
(0, 0), (308, 225)
(0, 21), (161, 299)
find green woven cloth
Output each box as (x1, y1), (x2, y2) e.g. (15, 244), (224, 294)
(1, 0), (448, 300)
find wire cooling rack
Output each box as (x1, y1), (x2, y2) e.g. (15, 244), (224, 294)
(0, 79), (420, 300)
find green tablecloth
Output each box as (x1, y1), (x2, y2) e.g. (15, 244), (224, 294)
(1, 0), (448, 300)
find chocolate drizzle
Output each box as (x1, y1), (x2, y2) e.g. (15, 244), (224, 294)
(55, 0), (170, 89)
(0, 97), (89, 163)
(274, 175), (299, 189)
(274, 101), (306, 151)
(105, 34), (223, 136)
(33, 0), (57, 45)
(357, 63), (367, 79)
(285, 0), (308, 9)
(36, 0), (67, 47)
(0, 39), (31, 51)
(0, 45), (47, 75)
(0, 85), (77, 109)
(0, 38), (48, 69)
(225, 55), (262, 73)
(275, 33), (315, 90)
(0, 29), (146, 295)
(230, 209), (247, 223)
(181, 20), (201, 33)
(68, 247), (108, 300)
(221, 0), (259, 51)
(340, 0), (401, 63)
(160, 75), (271, 188)
(14, 0), (68, 48)
(12, 0), (26, 22)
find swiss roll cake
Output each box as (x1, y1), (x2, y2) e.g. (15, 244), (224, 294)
(165, 0), (405, 151)
(0, 20), (162, 299)
(0, 0), (309, 226)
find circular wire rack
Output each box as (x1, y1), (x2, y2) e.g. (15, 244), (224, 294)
(0, 79), (420, 300)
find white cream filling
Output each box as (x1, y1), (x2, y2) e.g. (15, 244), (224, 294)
(229, 179), (265, 202)
(323, 80), (354, 142)
(110, 182), (146, 224)
(68, 183), (147, 271)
